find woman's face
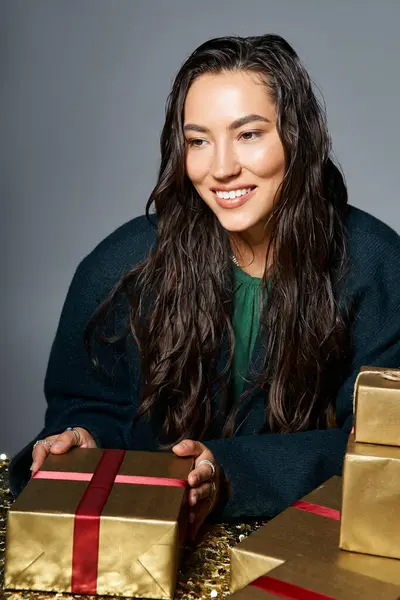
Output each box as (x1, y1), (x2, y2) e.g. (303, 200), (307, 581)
(184, 70), (286, 240)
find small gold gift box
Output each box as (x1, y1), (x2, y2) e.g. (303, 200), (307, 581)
(5, 448), (192, 598)
(354, 366), (400, 447)
(340, 434), (400, 560)
(229, 556), (400, 599)
(230, 476), (400, 593)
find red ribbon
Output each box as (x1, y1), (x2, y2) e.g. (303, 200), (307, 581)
(291, 500), (340, 521)
(251, 575), (337, 599)
(33, 449), (188, 594)
(248, 492), (340, 598)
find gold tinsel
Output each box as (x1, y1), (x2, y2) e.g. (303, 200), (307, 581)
(0, 456), (266, 600)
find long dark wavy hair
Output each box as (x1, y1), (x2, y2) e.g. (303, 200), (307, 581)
(85, 34), (350, 443)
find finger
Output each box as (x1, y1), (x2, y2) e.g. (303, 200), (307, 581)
(188, 450), (215, 486)
(172, 439), (205, 458)
(188, 482), (212, 506)
(31, 442), (51, 475)
(50, 430), (79, 453)
(190, 462), (215, 487)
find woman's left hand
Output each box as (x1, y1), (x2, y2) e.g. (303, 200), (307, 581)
(172, 439), (220, 541)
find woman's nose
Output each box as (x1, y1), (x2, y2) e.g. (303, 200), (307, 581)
(211, 145), (241, 180)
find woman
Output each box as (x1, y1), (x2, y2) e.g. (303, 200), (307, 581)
(9, 34), (400, 539)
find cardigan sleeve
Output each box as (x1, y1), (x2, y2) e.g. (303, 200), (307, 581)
(206, 305), (400, 520)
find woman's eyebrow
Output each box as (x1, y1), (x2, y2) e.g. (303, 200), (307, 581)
(183, 113), (270, 134)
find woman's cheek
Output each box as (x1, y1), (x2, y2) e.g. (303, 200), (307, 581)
(240, 132), (285, 177)
(186, 153), (210, 186)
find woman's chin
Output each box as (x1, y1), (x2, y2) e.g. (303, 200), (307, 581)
(217, 212), (259, 234)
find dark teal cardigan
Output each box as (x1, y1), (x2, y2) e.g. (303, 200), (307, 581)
(9, 206), (400, 519)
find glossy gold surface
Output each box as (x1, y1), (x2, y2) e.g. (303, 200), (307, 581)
(340, 434), (400, 560)
(354, 366), (400, 447)
(0, 455), (264, 599)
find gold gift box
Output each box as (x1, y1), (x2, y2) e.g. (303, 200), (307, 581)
(229, 556), (400, 599)
(340, 434), (400, 560)
(354, 366), (400, 447)
(230, 476), (400, 593)
(5, 448), (192, 598)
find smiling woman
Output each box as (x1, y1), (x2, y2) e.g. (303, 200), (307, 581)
(8, 34), (400, 536)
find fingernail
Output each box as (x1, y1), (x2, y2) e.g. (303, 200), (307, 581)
(190, 475), (198, 485)
(52, 442), (63, 450)
(177, 442), (186, 449)
(189, 512), (195, 523)
(191, 494), (197, 506)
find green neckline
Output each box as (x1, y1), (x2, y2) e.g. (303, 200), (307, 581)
(232, 263), (262, 286)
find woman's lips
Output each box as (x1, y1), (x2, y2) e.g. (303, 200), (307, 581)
(213, 187), (257, 209)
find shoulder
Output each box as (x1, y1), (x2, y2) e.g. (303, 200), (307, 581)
(345, 205), (400, 264)
(79, 213), (157, 282)
(341, 205), (400, 338)
(69, 214), (158, 303)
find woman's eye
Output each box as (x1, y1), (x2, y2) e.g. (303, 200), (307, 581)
(240, 131), (262, 141)
(187, 138), (207, 148)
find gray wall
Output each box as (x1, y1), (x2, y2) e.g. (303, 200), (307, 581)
(2, 0), (399, 457)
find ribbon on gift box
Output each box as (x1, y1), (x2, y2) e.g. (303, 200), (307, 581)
(33, 449), (188, 595)
(251, 574), (337, 599)
(247, 489), (341, 597)
(291, 500), (340, 521)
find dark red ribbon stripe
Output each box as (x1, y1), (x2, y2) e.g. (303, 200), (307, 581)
(291, 500), (340, 521)
(34, 449), (188, 595)
(248, 493), (341, 598)
(72, 449), (125, 594)
(251, 575), (337, 600)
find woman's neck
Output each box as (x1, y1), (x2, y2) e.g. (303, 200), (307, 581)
(230, 225), (272, 278)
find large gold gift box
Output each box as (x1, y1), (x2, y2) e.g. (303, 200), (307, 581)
(340, 434), (400, 560)
(354, 366), (400, 447)
(230, 476), (400, 593)
(5, 448), (193, 598)
(229, 556), (400, 599)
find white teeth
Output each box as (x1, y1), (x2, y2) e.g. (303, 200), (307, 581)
(215, 187), (253, 199)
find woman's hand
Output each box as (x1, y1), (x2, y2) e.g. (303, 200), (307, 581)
(31, 427), (97, 476)
(172, 439), (221, 541)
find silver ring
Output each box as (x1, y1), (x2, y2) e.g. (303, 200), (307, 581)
(33, 439), (52, 450)
(196, 459), (216, 479)
(66, 427), (81, 446)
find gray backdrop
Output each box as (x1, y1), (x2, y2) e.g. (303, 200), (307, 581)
(2, 0), (399, 457)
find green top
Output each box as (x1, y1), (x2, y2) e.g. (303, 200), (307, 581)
(232, 264), (263, 402)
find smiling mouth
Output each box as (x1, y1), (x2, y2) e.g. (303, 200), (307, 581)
(212, 186), (256, 200)
(212, 186), (257, 209)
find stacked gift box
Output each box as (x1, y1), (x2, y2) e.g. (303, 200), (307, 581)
(340, 366), (400, 560)
(229, 366), (400, 598)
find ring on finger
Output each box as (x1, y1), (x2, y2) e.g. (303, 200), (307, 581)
(66, 427), (81, 446)
(33, 439), (52, 451)
(196, 459), (216, 479)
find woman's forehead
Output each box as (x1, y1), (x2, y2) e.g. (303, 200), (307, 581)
(184, 71), (275, 127)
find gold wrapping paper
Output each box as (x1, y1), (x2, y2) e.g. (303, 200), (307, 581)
(354, 366), (400, 447)
(0, 454), (267, 600)
(229, 556), (400, 599)
(340, 433), (400, 560)
(230, 476), (400, 593)
(4, 449), (193, 598)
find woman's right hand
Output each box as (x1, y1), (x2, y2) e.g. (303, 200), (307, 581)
(31, 427), (97, 476)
